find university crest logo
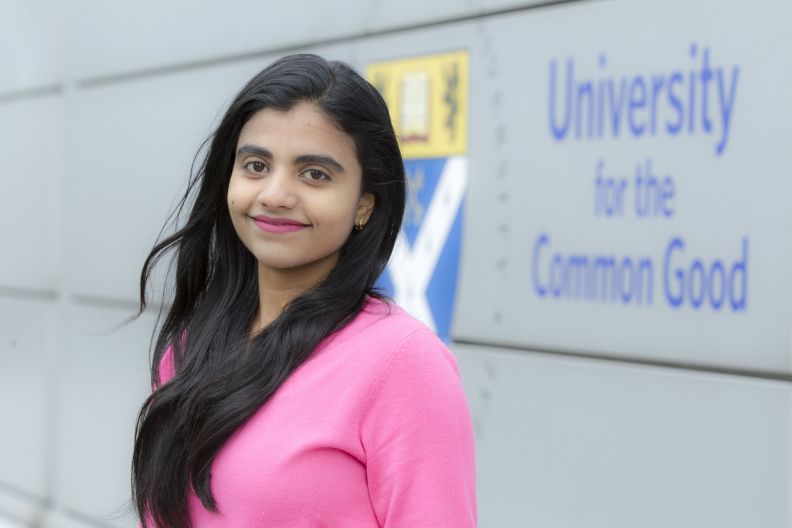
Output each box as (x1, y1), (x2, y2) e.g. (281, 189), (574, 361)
(366, 51), (469, 341)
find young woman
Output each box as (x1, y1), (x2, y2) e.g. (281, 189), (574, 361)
(132, 53), (476, 527)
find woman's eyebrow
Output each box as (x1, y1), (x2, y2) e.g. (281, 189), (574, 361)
(294, 154), (345, 173)
(236, 144), (346, 173)
(236, 144), (273, 160)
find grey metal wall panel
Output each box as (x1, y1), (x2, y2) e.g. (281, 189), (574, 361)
(0, 514), (26, 528)
(448, 0), (792, 373)
(64, 0), (548, 81)
(0, 0), (60, 93)
(0, 298), (54, 515)
(52, 304), (154, 527)
(0, 96), (63, 291)
(453, 342), (791, 528)
(348, 0), (542, 38)
(65, 60), (266, 301)
(64, 0), (366, 81)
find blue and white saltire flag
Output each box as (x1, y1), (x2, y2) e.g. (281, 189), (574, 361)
(376, 156), (468, 341)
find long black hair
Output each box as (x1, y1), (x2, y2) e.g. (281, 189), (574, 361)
(131, 53), (405, 528)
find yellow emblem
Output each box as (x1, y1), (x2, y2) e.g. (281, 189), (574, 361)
(367, 50), (469, 158)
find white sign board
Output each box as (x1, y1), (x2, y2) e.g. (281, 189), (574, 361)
(454, 0), (792, 373)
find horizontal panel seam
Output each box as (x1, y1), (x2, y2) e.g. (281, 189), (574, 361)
(76, 0), (593, 88)
(452, 337), (792, 383)
(0, 85), (62, 105)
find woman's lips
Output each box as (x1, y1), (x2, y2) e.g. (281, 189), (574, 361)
(251, 215), (308, 233)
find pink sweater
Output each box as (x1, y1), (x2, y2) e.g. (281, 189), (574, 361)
(140, 296), (477, 527)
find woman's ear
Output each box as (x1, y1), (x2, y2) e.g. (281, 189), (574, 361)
(356, 192), (376, 226)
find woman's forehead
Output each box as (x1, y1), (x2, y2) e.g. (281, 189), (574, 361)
(239, 103), (345, 142)
(236, 102), (360, 171)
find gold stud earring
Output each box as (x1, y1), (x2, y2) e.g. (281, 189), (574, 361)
(354, 218), (366, 231)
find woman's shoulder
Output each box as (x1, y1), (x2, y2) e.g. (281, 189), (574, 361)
(327, 295), (457, 376)
(347, 295), (440, 346)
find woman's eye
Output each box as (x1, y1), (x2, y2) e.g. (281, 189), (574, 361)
(303, 168), (330, 182)
(244, 160), (267, 173)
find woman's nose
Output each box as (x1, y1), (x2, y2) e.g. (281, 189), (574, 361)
(257, 169), (298, 209)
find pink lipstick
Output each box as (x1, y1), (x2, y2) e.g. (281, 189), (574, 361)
(251, 215), (308, 233)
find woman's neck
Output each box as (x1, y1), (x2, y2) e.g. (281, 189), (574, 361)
(251, 260), (336, 335)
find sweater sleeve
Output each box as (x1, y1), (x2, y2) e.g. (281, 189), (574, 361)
(359, 329), (477, 527)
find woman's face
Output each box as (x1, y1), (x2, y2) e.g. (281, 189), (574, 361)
(227, 101), (374, 279)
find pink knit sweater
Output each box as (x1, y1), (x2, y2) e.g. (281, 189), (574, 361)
(139, 296), (477, 527)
